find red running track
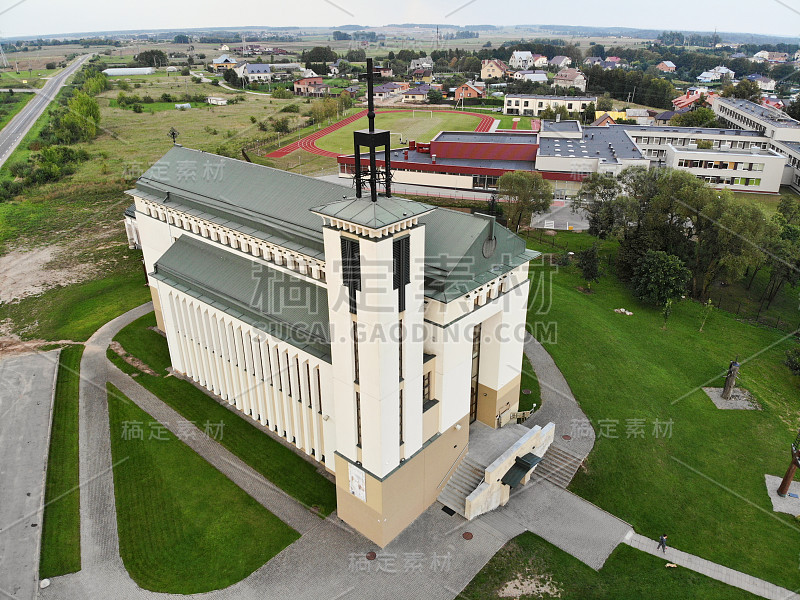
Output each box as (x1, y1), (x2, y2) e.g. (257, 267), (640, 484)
(265, 109), (497, 158)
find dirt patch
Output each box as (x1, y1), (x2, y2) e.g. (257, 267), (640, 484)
(0, 245), (94, 303)
(0, 332), (76, 359)
(109, 341), (158, 376)
(498, 572), (562, 598)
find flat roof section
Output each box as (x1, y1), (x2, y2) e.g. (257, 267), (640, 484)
(615, 124), (764, 137)
(434, 131), (539, 145)
(505, 94), (597, 102)
(717, 97), (800, 128)
(537, 126), (644, 161)
(349, 148), (536, 172)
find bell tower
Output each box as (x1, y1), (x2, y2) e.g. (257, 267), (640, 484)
(311, 62), (438, 546)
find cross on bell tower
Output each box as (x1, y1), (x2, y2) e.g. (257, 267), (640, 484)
(353, 58), (392, 201)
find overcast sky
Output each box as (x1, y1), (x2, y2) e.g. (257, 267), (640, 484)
(1, 0), (798, 39)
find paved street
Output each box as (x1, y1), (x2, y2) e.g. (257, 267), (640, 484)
(0, 54), (91, 169)
(0, 350), (60, 600)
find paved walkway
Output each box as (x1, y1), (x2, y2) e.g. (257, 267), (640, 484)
(625, 533), (800, 600)
(0, 350), (60, 600)
(523, 332), (595, 463)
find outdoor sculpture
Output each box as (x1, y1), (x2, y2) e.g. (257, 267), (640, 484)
(721, 359), (740, 400)
(777, 429), (800, 498)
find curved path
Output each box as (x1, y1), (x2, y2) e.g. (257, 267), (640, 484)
(38, 305), (794, 599)
(265, 109), (495, 159)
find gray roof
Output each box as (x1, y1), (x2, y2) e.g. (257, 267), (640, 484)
(716, 97), (800, 128)
(615, 124), (764, 137)
(152, 235), (332, 361)
(124, 203), (136, 218)
(434, 131), (538, 144)
(541, 120), (582, 134)
(538, 126), (645, 161)
(311, 195), (433, 229)
(351, 147), (536, 172)
(244, 63), (271, 74)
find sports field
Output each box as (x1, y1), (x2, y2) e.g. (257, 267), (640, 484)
(313, 110), (482, 154)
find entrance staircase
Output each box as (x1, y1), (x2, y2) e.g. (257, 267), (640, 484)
(531, 444), (584, 488)
(438, 456), (484, 517)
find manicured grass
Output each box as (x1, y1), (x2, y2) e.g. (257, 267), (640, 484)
(108, 99), (207, 112)
(0, 248), (152, 342)
(526, 229), (620, 256)
(464, 532), (759, 599)
(518, 353), (540, 412)
(39, 344), (84, 578)
(106, 383), (299, 593)
(0, 93), (35, 132)
(314, 110), (482, 154)
(109, 312), (338, 516)
(529, 255), (800, 588)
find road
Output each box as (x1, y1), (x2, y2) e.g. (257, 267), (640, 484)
(0, 54), (91, 169)
(0, 350), (60, 600)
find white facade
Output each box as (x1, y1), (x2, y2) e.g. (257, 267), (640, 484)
(665, 144), (785, 193)
(503, 94), (597, 116)
(102, 67), (156, 76)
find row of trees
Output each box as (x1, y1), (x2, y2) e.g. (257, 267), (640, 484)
(574, 167), (799, 308)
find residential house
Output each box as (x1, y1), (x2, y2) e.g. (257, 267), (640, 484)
(605, 56), (622, 64)
(210, 54), (237, 72)
(234, 63), (273, 84)
(509, 51), (533, 69)
(408, 58), (434, 72)
(302, 68), (319, 79)
(768, 52), (790, 63)
(697, 66), (734, 83)
(402, 84), (431, 103)
(513, 70), (548, 83)
(593, 110), (627, 121)
(219, 44), (230, 52)
(206, 96), (228, 106)
(374, 66), (393, 78)
(656, 61), (676, 73)
(584, 57), (603, 66)
(549, 56), (572, 69)
(600, 60), (624, 70)
(372, 83), (402, 99)
(591, 113), (616, 126)
(412, 69), (434, 84)
(673, 89), (719, 110)
(480, 59), (508, 80)
(654, 108), (688, 125)
(731, 52), (747, 59)
(762, 95), (785, 110)
(552, 68), (586, 92)
(626, 108), (657, 125)
(794, 49), (800, 62)
(747, 74), (776, 92)
(455, 81), (485, 100)
(328, 59), (345, 76)
(294, 77), (330, 97)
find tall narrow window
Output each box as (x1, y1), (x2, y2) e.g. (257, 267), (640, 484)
(306, 363), (312, 408)
(423, 372), (431, 403)
(286, 352), (293, 397)
(398, 318), (403, 380)
(399, 389), (404, 445)
(316, 368), (323, 414)
(356, 392), (362, 447)
(295, 357), (302, 402)
(341, 237), (361, 314)
(353, 321), (360, 383)
(393, 236), (410, 312)
(274, 347), (282, 391)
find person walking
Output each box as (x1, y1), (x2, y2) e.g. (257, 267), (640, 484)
(657, 534), (668, 554)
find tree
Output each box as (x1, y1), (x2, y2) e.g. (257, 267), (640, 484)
(272, 87), (293, 99)
(597, 94), (613, 111)
(574, 172), (623, 238)
(670, 107), (719, 128)
(721, 79), (761, 102)
(582, 101), (596, 124)
(631, 250), (690, 306)
(497, 171), (553, 232)
(135, 49), (168, 67)
(346, 49), (366, 62)
(427, 89), (443, 104)
(338, 91), (353, 112)
(577, 244), (601, 290)
(173, 34), (190, 44)
(223, 68), (239, 86)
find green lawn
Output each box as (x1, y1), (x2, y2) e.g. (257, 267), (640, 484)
(519, 354), (540, 412)
(106, 383), (299, 593)
(0, 93), (35, 132)
(0, 68), (60, 89)
(464, 532), (759, 599)
(108, 99), (208, 113)
(529, 255), (800, 588)
(39, 345), (84, 578)
(108, 312), (338, 516)
(314, 110), (482, 154)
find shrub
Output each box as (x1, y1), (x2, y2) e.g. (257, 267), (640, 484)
(280, 104), (299, 113)
(786, 347), (800, 377)
(132, 103), (143, 113)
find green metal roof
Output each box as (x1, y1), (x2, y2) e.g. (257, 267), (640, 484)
(151, 235), (332, 362)
(134, 147), (540, 304)
(311, 196), (433, 229)
(501, 452), (543, 488)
